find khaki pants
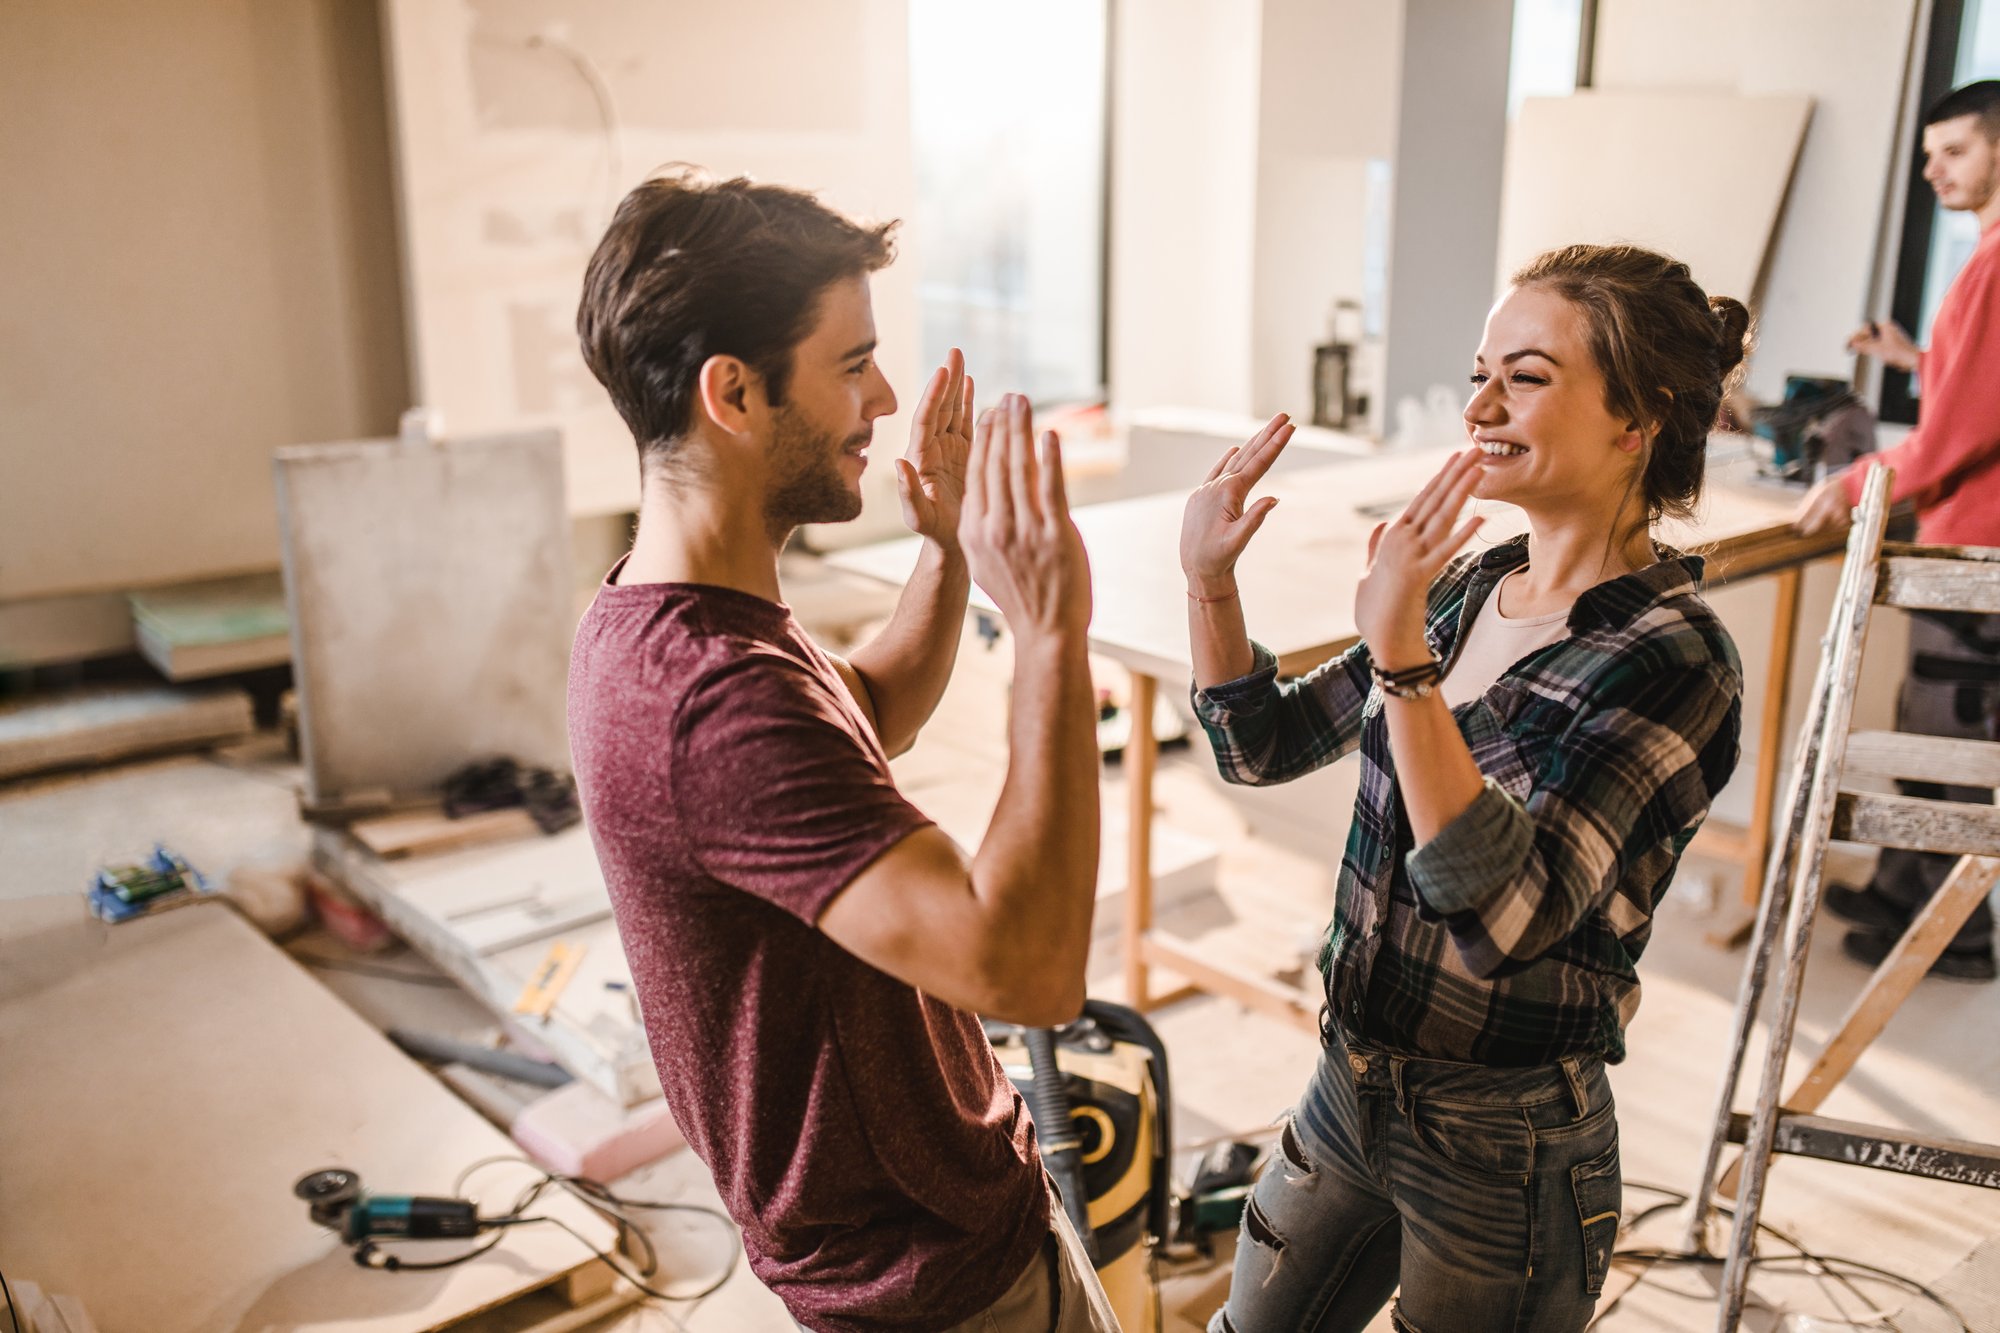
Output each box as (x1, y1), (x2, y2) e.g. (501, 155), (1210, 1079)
(942, 1185), (1121, 1333)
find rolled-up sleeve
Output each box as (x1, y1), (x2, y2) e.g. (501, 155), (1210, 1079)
(1191, 640), (1372, 786)
(1406, 656), (1741, 977)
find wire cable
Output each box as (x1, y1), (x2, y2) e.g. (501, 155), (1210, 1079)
(1, 1265), (19, 1333)
(1605, 1178), (1969, 1332)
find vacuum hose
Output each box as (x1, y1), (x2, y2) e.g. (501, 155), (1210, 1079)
(1023, 1026), (1100, 1264)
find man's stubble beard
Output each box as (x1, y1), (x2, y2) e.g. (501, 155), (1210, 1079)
(764, 404), (867, 537)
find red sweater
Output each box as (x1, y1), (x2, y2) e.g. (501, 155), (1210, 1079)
(1845, 223), (2000, 547)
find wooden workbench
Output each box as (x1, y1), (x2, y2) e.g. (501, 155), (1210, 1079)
(830, 441), (1844, 1032)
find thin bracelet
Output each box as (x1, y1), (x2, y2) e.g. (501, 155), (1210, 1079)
(1187, 587), (1240, 605)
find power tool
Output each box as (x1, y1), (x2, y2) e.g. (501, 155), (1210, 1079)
(994, 1000), (1260, 1332)
(293, 1168), (483, 1268)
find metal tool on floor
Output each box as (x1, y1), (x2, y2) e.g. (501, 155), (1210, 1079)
(1685, 466), (2000, 1331)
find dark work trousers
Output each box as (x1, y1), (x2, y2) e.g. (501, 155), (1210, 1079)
(1864, 611), (2000, 953)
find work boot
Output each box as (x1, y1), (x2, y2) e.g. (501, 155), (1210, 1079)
(1823, 882), (1911, 933)
(1841, 926), (1997, 982)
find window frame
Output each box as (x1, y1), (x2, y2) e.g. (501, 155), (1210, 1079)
(1881, 0), (1972, 424)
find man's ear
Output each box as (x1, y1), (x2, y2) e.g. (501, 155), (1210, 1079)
(695, 355), (762, 437)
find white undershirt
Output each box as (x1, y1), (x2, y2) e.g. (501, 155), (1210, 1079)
(1439, 569), (1573, 708)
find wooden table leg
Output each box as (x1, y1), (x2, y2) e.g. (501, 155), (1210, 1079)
(1124, 669), (1157, 1011)
(1742, 565), (1804, 908)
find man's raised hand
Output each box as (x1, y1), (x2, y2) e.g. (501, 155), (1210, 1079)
(898, 348), (974, 549)
(958, 394), (1091, 643)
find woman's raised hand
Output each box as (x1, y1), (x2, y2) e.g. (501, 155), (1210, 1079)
(1353, 448), (1486, 669)
(1180, 414), (1295, 597)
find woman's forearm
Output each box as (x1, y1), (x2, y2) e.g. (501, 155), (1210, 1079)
(1384, 690), (1489, 844)
(1188, 577), (1257, 689)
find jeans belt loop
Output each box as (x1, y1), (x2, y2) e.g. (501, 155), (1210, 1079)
(1390, 1056), (1410, 1114)
(1560, 1055), (1590, 1118)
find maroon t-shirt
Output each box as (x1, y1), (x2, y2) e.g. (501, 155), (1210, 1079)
(567, 563), (1048, 1333)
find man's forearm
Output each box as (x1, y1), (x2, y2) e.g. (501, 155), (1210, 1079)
(970, 631), (1101, 1020)
(847, 539), (972, 754)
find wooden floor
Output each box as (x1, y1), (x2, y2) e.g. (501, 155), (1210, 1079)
(3, 552), (1995, 1331)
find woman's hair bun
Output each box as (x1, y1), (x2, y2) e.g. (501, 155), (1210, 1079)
(1710, 296), (1753, 379)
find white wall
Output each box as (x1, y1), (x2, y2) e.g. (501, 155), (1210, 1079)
(380, 0), (921, 544)
(1593, 0), (1920, 401)
(1382, 0), (1518, 414)
(1250, 0), (1400, 419)
(1107, 0), (1264, 417)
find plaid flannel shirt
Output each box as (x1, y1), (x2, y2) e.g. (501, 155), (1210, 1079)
(1193, 535), (1742, 1065)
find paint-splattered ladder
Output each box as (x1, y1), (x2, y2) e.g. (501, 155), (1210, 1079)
(1680, 465), (2000, 1332)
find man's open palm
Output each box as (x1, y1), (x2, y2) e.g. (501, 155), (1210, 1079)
(899, 347), (975, 547)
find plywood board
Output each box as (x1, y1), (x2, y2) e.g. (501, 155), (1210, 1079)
(0, 683), (254, 782)
(0, 898), (630, 1332)
(1496, 91), (1813, 306)
(275, 428), (572, 810)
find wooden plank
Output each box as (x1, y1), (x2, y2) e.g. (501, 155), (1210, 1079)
(1876, 554), (2000, 614)
(0, 900), (632, 1332)
(1831, 790), (2000, 857)
(350, 805), (543, 859)
(1882, 540), (2000, 564)
(1726, 1111), (2000, 1189)
(1842, 730), (2000, 788)
(0, 683), (253, 781)
(1138, 933), (1318, 1034)
(1781, 856), (2000, 1114)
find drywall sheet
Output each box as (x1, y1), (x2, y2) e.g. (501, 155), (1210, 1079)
(0, 899), (626, 1332)
(1592, 0), (1919, 401)
(0, 0), (406, 601)
(1496, 92), (1813, 307)
(379, 0), (920, 525)
(275, 428), (571, 809)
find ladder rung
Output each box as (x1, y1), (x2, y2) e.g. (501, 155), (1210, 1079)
(1727, 1111), (2000, 1188)
(1876, 554), (2000, 614)
(1831, 790), (2000, 856)
(1843, 730), (2000, 787)
(1882, 540), (2000, 564)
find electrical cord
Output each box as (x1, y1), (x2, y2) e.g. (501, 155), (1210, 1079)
(1, 1265), (18, 1333)
(1607, 1179), (1969, 1332)
(316, 1157), (739, 1305)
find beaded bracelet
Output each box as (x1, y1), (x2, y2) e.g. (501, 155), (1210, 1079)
(1369, 656), (1443, 700)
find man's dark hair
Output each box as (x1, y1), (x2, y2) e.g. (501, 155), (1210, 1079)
(577, 167), (898, 462)
(1925, 79), (2000, 136)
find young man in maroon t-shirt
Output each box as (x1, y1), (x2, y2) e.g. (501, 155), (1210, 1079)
(567, 170), (1118, 1332)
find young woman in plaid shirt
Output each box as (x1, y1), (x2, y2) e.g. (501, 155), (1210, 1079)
(1184, 245), (1749, 1332)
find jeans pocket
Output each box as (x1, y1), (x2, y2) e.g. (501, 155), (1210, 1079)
(1570, 1137), (1621, 1297)
(1404, 1096), (1534, 1186)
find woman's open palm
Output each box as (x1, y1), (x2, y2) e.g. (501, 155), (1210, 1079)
(1180, 414), (1294, 590)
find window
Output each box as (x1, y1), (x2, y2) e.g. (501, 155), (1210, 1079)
(907, 0), (1110, 407)
(1507, 0), (1586, 118)
(1882, 0), (2000, 423)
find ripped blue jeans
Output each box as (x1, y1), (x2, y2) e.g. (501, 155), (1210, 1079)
(1208, 1025), (1620, 1333)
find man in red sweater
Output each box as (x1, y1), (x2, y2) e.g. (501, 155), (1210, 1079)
(1797, 79), (2000, 981)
